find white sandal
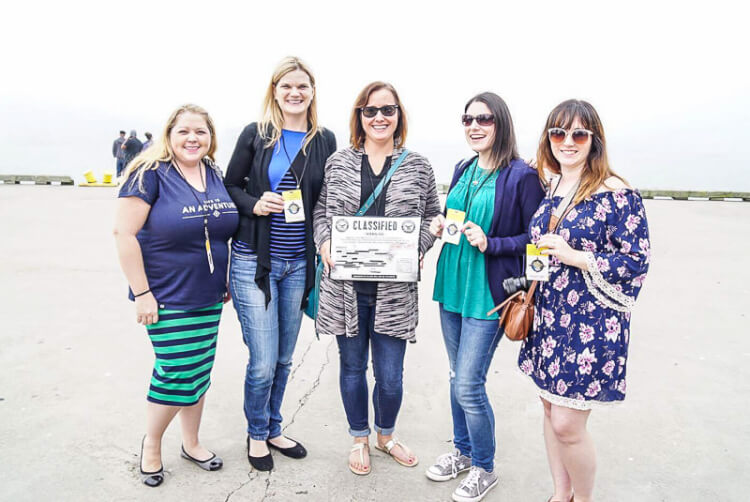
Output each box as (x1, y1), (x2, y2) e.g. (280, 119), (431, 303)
(374, 438), (419, 467)
(348, 442), (370, 475)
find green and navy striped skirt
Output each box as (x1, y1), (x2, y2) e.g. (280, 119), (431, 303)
(145, 303), (222, 406)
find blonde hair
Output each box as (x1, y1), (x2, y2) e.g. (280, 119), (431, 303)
(259, 56), (321, 154)
(121, 104), (218, 192)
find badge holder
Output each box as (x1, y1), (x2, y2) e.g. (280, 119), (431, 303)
(283, 189), (305, 223)
(442, 209), (465, 245)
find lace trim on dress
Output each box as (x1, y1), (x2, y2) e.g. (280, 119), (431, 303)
(516, 369), (624, 410)
(582, 252), (635, 312)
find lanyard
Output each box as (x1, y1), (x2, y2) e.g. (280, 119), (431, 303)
(461, 158), (494, 216)
(280, 134), (308, 190)
(173, 161), (215, 274)
(548, 177), (581, 232)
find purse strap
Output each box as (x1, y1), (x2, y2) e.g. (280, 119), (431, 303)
(488, 179), (579, 315)
(355, 150), (409, 216)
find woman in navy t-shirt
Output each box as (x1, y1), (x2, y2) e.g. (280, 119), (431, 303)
(114, 104), (238, 487)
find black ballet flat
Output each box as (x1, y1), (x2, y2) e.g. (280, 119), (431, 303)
(247, 435), (274, 472)
(268, 436), (307, 459)
(139, 436), (164, 487)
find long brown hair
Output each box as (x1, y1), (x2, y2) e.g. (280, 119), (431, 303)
(465, 92), (519, 172)
(349, 81), (408, 149)
(536, 99), (627, 203)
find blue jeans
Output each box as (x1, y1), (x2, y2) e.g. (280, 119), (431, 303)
(230, 252), (306, 441)
(336, 293), (407, 437)
(116, 158), (126, 177)
(439, 304), (502, 471)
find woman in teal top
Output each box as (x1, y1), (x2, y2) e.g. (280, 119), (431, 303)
(426, 92), (544, 502)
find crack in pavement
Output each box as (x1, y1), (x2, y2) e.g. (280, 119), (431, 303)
(259, 475), (272, 502)
(282, 337), (333, 434)
(224, 471), (260, 502)
(286, 337), (314, 385)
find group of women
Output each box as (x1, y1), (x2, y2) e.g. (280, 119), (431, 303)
(113, 56), (651, 502)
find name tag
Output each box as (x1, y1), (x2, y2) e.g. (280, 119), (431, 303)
(283, 190), (305, 222)
(526, 244), (549, 281)
(442, 209), (465, 245)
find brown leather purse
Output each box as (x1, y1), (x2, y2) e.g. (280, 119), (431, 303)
(489, 281), (538, 341)
(487, 179), (579, 341)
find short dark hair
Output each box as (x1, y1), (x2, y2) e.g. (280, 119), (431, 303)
(119, 130), (126, 135)
(145, 132), (152, 140)
(349, 81), (407, 149)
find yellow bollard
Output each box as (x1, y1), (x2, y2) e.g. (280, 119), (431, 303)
(102, 171), (113, 184)
(84, 170), (97, 184)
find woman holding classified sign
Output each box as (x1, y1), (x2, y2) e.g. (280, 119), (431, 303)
(518, 99), (650, 502)
(224, 57), (336, 472)
(114, 104), (239, 487)
(313, 81), (441, 476)
(428, 92), (544, 502)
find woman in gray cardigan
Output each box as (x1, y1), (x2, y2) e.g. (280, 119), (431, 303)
(312, 81), (441, 476)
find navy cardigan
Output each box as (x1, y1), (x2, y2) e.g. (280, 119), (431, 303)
(445, 156), (545, 307)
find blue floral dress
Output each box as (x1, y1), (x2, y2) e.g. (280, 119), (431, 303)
(518, 188), (650, 409)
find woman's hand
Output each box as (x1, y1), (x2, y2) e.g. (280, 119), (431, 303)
(429, 214), (445, 238)
(462, 221), (488, 252)
(320, 240), (335, 274)
(253, 191), (284, 216)
(135, 292), (159, 325)
(537, 233), (587, 269)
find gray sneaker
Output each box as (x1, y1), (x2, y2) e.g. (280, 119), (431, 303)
(451, 466), (498, 502)
(425, 449), (472, 481)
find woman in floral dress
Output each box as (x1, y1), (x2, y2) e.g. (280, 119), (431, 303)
(518, 99), (650, 502)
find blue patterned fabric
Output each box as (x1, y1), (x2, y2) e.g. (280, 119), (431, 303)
(518, 189), (650, 409)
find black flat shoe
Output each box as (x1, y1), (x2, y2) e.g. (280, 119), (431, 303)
(268, 436), (307, 459)
(140, 436), (164, 487)
(247, 435), (274, 471)
(181, 445), (223, 471)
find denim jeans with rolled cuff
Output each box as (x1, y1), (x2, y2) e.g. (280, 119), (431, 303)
(336, 292), (407, 437)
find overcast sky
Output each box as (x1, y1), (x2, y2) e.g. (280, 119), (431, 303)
(1, 0), (748, 190)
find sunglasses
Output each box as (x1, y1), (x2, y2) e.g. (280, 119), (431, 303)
(548, 127), (594, 145)
(360, 105), (399, 118)
(461, 114), (495, 127)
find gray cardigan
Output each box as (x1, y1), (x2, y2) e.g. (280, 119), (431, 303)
(312, 146), (442, 340)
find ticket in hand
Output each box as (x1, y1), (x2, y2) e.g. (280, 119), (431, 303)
(442, 209), (465, 245)
(526, 244), (550, 281)
(283, 190), (305, 222)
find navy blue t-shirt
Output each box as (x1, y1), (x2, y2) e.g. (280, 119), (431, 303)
(119, 162), (239, 310)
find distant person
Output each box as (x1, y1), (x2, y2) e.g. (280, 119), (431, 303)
(142, 132), (153, 151)
(122, 130), (143, 168)
(223, 57), (337, 472)
(313, 81), (441, 476)
(518, 99), (651, 502)
(113, 104), (239, 487)
(113, 130), (127, 176)
(426, 92), (544, 502)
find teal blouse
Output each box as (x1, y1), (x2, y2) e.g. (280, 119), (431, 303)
(433, 159), (499, 320)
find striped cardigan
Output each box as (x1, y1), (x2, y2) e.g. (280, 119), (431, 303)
(312, 146), (442, 340)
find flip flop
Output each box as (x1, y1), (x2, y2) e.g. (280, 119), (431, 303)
(348, 442), (370, 475)
(374, 438), (419, 467)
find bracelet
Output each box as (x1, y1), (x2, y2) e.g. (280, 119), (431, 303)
(133, 288), (151, 298)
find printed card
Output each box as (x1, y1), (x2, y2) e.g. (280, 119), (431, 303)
(283, 190), (305, 223)
(442, 209), (465, 245)
(526, 244), (549, 281)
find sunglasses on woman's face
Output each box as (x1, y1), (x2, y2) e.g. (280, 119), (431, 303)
(548, 127), (594, 145)
(360, 105), (399, 118)
(461, 114), (495, 127)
